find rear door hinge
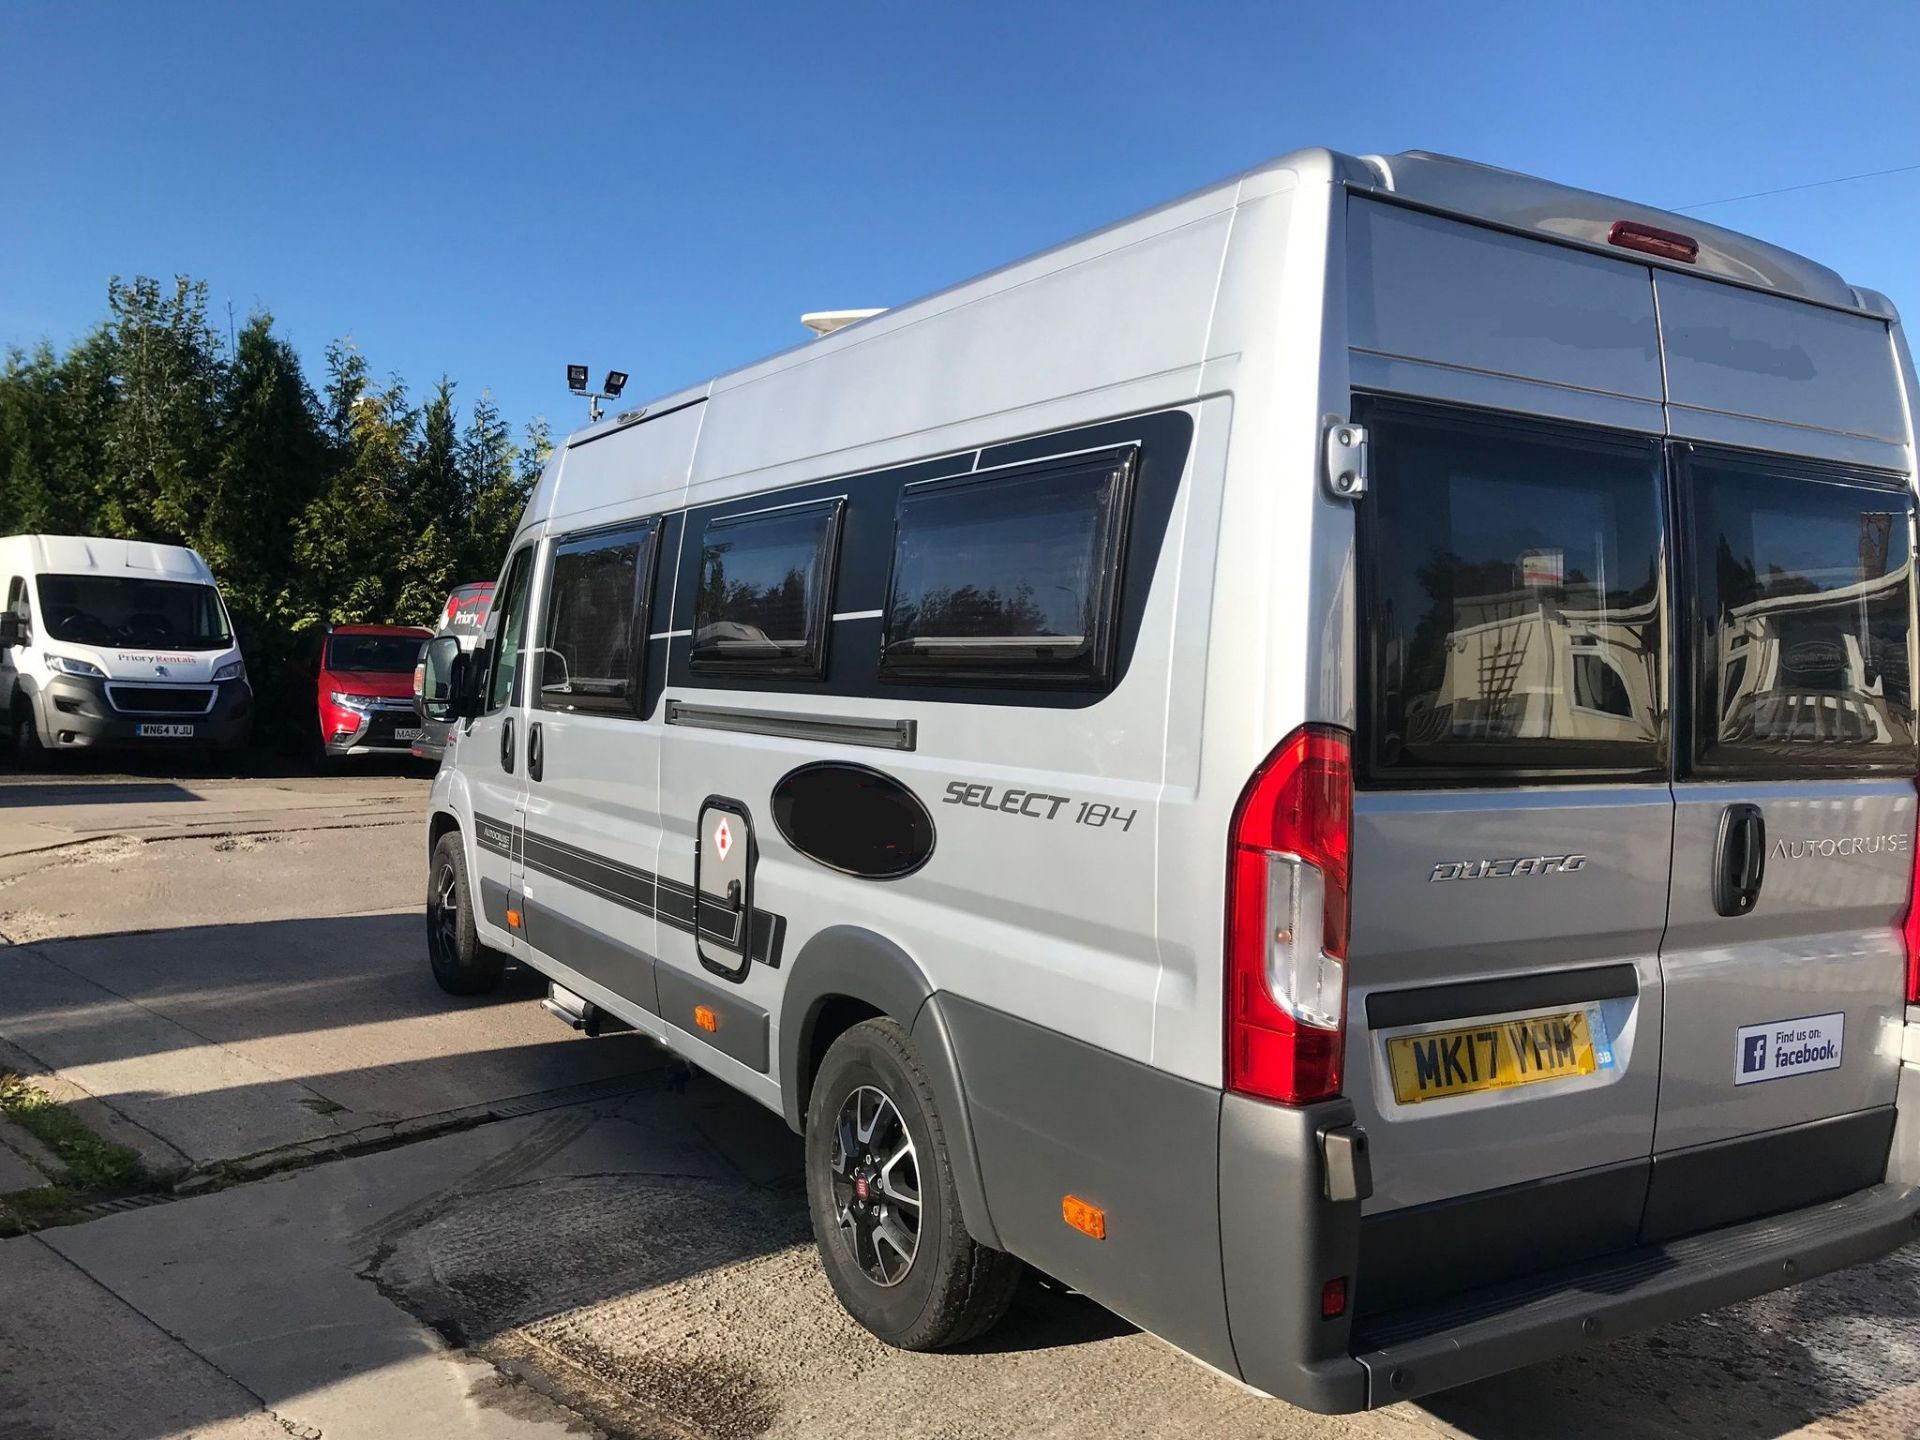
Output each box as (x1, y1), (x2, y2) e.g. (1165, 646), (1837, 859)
(1324, 419), (1368, 500)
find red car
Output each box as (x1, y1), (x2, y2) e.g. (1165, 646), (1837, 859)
(316, 623), (432, 758)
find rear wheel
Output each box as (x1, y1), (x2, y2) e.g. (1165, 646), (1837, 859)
(426, 831), (505, 995)
(805, 1018), (1021, 1349)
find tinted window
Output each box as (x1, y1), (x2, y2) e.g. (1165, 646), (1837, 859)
(1684, 452), (1915, 775)
(539, 522), (656, 716)
(487, 547), (535, 712)
(771, 762), (936, 879)
(880, 450), (1135, 687)
(691, 499), (842, 678)
(326, 634), (424, 673)
(1360, 403), (1666, 783)
(36, 576), (231, 650)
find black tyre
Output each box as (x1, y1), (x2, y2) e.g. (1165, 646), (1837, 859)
(10, 696), (46, 766)
(426, 831), (506, 995)
(805, 1018), (1022, 1349)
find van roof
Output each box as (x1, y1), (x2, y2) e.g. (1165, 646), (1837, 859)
(557, 146), (1894, 455)
(6, 534), (215, 584)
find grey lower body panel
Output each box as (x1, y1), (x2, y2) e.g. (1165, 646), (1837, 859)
(1351, 1180), (1920, 1406)
(940, 994), (1240, 1378)
(523, 894), (660, 1020)
(656, 964), (769, 1073)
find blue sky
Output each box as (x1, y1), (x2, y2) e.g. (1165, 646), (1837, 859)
(3, 1), (1918, 446)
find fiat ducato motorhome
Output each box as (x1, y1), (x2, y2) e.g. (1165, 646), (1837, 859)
(416, 149), (1920, 1410)
(0, 534), (251, 758)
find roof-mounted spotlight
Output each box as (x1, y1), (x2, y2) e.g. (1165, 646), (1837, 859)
(565, 362), (630, 422)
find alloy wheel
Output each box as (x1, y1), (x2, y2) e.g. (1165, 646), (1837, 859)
(830, 1084), (922, 1286)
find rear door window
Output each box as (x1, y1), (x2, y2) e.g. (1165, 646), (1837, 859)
(1679, 450), (1916, 776)
(1358, 401), (1668, 784)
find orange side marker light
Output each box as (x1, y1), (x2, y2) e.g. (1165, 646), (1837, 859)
(693, 1005), (718, 1033)
(1062, 1195), (1106, 1240)
(505, 908), (522, 930)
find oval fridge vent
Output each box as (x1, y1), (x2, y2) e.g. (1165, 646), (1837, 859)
(770, 762), (935, 880)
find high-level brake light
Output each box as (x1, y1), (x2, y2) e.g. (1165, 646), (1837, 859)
(1607, 220), (1699, 264)
(1226, 725), (1354, 1104)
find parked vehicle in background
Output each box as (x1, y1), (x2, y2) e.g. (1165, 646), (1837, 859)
(418, 147), (1920, 1411)
(0, 534), (252, 760)
(412, 582), (494, 763)
(316, 623), (430, 759)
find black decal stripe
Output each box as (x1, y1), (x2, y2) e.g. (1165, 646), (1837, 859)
(474, 814), (782, 968)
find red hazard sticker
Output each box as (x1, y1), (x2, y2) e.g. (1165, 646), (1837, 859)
(714, 817), (733, 861)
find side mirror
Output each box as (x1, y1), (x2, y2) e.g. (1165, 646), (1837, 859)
(421, 635), (472, 722)
(0, 613), (22, 648)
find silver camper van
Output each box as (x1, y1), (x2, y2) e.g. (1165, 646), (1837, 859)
(418, 149), (1920, 1411)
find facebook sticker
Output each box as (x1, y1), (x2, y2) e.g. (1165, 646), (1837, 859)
(1733, 1013), (1845, 1086)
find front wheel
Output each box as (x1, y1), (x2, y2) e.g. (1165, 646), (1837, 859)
(426, 831), (506, 995)
(805, 1018), (1022, 1349)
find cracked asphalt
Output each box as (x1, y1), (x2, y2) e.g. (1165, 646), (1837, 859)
(0, 765), (1916, 1440)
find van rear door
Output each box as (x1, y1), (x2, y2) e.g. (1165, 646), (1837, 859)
(1346, 398), (1674, 1312)
(1652, 448), (1916, 1236)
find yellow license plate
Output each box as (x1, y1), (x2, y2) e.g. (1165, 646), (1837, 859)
(1387, 1010), (1598, 1105)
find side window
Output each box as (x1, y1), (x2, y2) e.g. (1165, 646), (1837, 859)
(691, 499), (842, 678)
(538, 521), (658, 717)
(1682, 452), (1915, 776)
(486, 547), (536, 713)
(1359, 401), (1667, 784)
(880, 449), (1136, 688)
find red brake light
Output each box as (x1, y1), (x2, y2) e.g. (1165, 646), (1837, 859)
(1607, 220), (1699, 264)
(1226, 725), (1354, 1104)
(1903, 780), (1920, 1005)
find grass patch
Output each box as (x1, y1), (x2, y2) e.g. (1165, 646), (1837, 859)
(0, 1184), (85, 1237)
(0, 1073), (143, 1191)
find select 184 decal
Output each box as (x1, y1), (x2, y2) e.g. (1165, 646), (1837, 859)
(942, 781), (1138, 833)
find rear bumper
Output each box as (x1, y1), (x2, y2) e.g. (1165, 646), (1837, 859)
(1221, 1088), (1920, 1412)
(1346, 1180), (1920, 1406)
(30, 675), (252, 751)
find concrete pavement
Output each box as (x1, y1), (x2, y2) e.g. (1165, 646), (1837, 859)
(2, 767), (1918, 1439)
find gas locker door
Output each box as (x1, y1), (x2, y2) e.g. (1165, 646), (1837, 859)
(1344, 399), (1674, 1309)
(1654, 446), (1916, 1236)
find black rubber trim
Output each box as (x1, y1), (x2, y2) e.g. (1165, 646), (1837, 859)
(1643, 1106), (1896, 1243)
(477, 876), (513, 931)
(473, 812), (786, 969)
(1365, 963), (1638, 1030)
(1357, 1158), (1649, 1317)
(564, 395), (707, 451)
(1350, 1181), (1920, 1406)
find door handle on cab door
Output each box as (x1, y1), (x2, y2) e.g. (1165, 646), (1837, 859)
(500, 715), (515, 774)
(528, 721), (543, 783)
(1713, 803), (1766, 917)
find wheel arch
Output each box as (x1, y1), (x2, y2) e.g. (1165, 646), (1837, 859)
(779, 924), (1001, 1249)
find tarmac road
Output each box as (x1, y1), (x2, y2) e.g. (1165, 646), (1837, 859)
(0, 763), (1915, 1440)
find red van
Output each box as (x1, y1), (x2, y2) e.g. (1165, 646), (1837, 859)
(316, 623), (431, 758)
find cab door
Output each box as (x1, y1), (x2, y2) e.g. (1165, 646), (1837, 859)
(465, 542), (537, 958)
(1652, 448), (1916, 1236)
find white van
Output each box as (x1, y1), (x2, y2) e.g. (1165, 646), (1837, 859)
(418, 149), (1920, 1411)
(0, 534), (252, 758)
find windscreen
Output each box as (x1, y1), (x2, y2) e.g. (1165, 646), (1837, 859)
(37, 575), (231, 650)
(327, 633), (425, 673)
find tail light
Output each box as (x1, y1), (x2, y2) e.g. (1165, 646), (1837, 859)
(1903, 781), (1920, 1004)
(1226, 725), (1354, 1103)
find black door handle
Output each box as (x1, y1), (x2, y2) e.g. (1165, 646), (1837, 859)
(500, 715), (515, 774)
(528, 722), (543, 782)
(1713, 803), (1766, 917)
